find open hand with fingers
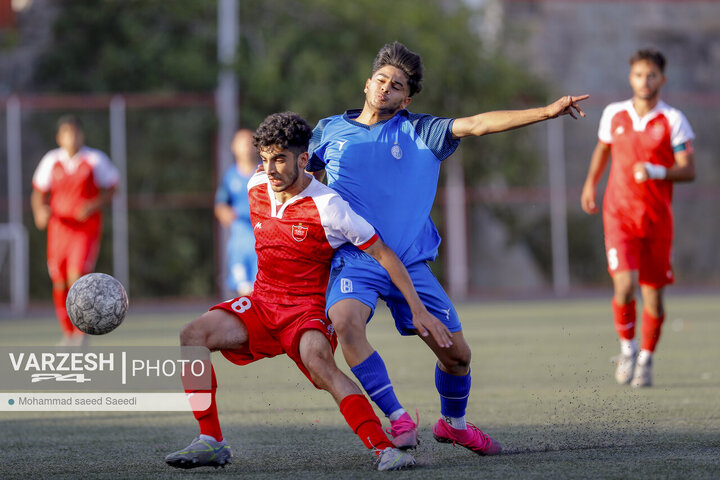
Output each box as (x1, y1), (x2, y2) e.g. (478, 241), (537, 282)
(412, 310), (453, 348)
(548, 94), (590, 119)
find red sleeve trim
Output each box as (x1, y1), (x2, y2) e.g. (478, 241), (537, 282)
(357, 233), (379, 251)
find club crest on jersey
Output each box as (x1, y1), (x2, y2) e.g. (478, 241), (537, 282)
(391, 144), (402, 159)
(650, 124), (665, 141)
(292, 223), (308, 242)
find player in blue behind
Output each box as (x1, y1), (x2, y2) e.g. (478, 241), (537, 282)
(214, 129), (260, 296)
(307, 41), (589, 455)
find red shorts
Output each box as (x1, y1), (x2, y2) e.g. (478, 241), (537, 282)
(604, 231), (674, 289)
(46, 218), (101, 283)
(210, 296), (337, 386)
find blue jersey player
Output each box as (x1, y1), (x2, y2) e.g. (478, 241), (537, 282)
(215, 129), (260, 296)
(308, 41), (588, 455)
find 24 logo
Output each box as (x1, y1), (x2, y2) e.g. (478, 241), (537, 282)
(30, 373), (92, 383)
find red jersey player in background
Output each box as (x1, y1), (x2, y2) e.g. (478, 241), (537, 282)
(581, 49), (696, 387)
(31, 115), (119, 346)
(165, 112), (450, 471)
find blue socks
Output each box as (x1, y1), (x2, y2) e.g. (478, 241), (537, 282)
(435, 364), (471, 418)
(351, 351), (403, 417)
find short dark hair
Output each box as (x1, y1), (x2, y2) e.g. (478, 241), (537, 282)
(630, 49), (666, 73)
(56, 114), (83, 131)
(253, 112), (312, 155)
(372, 41), (424, 96)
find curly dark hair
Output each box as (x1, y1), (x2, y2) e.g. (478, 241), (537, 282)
(630, 48), (666, 73)
(371, 41), (424, 97)
(253, 112), (312, 155)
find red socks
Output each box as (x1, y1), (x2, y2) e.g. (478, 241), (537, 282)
(53, 287), (79, 336)
(340, 394), (393, 451)
(186, 364), (223, 442)
(612, 298), (636, 341)
(640, 310), (665, 352)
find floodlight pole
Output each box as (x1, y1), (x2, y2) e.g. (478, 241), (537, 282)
(6, 96), (22, 227)
(548, 120), (570, 296)
(216, 0), (238, 298)
(110, 95), (129, 293)
(445, 154), (469, 300)
(4, 95), (28, 313)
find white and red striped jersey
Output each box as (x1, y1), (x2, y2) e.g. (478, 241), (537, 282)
(32, 146), (119, 223)
(248, 172), (378, 305)
(598, 99), (694, 238)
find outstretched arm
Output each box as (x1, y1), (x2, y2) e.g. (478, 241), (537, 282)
(452, 95), (590, 139)
(364, 239), (453, 348)
(581, 141), (611, 215)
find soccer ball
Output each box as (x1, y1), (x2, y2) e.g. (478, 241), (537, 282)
(66, 273), (129, 335)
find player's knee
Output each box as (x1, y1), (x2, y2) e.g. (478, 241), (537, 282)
(439, 347), (471, 374)
(330, 314), (364, 341)
(179, 319), (208, 347)
(304, 355), (335, 388)
(613, 278), (635, 303)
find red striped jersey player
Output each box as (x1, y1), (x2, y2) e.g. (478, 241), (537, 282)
(581, 49), (696, 388)
(31, 115), (119, 346)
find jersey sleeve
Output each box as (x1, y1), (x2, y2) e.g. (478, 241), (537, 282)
(32, 151), (57, 192)
(597, 104), (614, 144)
(668, 108), (695, 148)
(408, 113), (460, 161)
(314, 188), (378, 250)
(91, 150), (120, 189)
(307, 117), (333, 172)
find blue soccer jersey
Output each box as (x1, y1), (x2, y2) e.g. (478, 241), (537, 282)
(308, 109), (459, 265)
(216, 166), (253, 225)
(215, 165), (257, 292)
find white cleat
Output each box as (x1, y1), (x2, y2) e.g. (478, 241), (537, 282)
(631, 358), (652, 388)
(375, 447), (416, 471)
(613, 353), (636, 385)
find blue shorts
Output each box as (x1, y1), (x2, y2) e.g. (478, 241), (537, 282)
(326, 246), (461, 336)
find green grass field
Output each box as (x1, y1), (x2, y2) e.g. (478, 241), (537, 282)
(1, 295), (719, 479)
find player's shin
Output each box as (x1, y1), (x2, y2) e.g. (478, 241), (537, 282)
(185, 363), (223, 442)
(640, 309), (665, 353)
(350, 351), (403, 416)
(340, 394), (393, 450)
(612, 298), (637, 341)
(53, 286), (79, 336)
(435, 364), (471, 429)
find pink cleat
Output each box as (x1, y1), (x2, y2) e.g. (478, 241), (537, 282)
(387, 411), (419, 449)
(432, 418), (502, 456)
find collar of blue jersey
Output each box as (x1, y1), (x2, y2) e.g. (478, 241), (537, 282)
(343, 108), (410, 128)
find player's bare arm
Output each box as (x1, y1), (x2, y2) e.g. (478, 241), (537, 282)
(451, 94), (589, 139)
(581, 141), (612, 214)
(214, 203), (236, 228)
(30, 189), (51, 230)
(632, 146), (696, 184)
(364, 239), (453, 348)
